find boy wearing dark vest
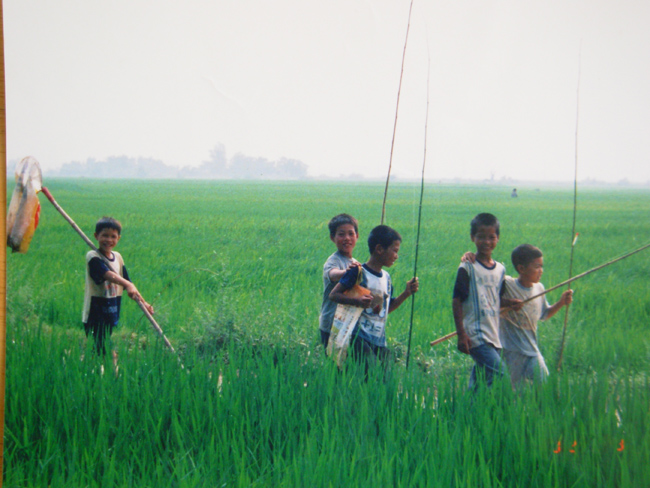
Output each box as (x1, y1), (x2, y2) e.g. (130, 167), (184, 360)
(83, 217), (153, 358)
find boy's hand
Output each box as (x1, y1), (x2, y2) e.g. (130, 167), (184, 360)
(460, 252), (476, 264)
(142, 301), (155, 315)
(124, 282), (143, 302)
(501, 297), (524, 312)
(405, 277), (419, 296)
(356, 293), (373, 309)
(509, 298), (524, 311)
(126, 284), (154, 315)
(560, 289), (573, 306)
(457, 331), (471, 354)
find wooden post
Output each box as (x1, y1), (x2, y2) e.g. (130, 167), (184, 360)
(0, 1), (8, 486)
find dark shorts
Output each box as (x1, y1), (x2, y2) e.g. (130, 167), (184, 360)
(84, 320), (116, 354)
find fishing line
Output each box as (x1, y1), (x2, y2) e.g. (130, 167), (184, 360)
(557, 46), (582, 371)
(381, 0), (414, 225)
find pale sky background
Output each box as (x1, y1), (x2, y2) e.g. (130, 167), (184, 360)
(4, 0), (650, 183)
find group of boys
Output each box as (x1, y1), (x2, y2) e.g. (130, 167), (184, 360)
(321, 212), (573, 390)
(84, 211), (573, 390)
(319, 215), (419, 368)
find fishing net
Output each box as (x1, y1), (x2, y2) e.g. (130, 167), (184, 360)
(7, 157), (43, 253)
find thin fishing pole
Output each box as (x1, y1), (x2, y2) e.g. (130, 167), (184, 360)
(557, 47), (581, 371)
(518, 241), (650, 302)
(381, 0), (414, 225)
(406, 53), (430, 370)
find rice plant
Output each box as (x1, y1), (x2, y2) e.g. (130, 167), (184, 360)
(5, 180), (650, 486)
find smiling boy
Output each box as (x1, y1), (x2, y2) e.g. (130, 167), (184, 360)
(83, 216), (153, 356)
(319, 214), (360, 349)
(329, 224), (418, 368)
(500, 244), (573, 388)
(452, 213), (512, 389)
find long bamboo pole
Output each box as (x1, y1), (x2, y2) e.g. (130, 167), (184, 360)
(430, 241), (650, 347)
(406, 54), (430, 369)
(557, 53), (582, 371)
(380, 0), (414, 225)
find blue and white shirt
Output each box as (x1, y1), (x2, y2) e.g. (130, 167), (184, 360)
(338, 263), (393, 347)
(453, 260), (505, 349)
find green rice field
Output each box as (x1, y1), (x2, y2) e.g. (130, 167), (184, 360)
(5, 179), (650, 487)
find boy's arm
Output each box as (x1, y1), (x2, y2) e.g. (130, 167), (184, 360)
(329, 282), (373, 308)
(543, 289), (573, 320)
(452, 297), (471, 354)
(328, 260), (359, 283)
(102, 270), (154, 314)
(388, 277), (419, 313)
(452, 267), (471, 354)
(328, 268), (347, 282)
(500, 280), (524, 311)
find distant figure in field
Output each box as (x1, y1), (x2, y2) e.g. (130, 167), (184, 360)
(511, 188), (518, 198)
(319, 213), (360, 350)
(83, 217), (153, 365)
(452, 213), (519, 389)
(500, 244), (573, 389)
(329, 225), (418, 372)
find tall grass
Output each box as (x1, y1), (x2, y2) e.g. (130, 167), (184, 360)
(5, 180), (650, 486)
(5, 319), (649, 486)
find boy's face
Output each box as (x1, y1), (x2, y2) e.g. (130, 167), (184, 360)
(517, 257), (544, 284)
(95, 228), (121, 257)
(377, 240), (400, 268)
(331, 223), (358, 258)
(471, 225), (499, 257)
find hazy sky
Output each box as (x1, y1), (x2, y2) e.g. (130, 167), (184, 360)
(5, 1), (650, 182)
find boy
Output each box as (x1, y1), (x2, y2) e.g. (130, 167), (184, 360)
(319, 214), (360, 349)
(329, 225), (418, 367)
(83, 217), (153, 357)
(500, 244), (573, 388)
(452, 213), (515, 389)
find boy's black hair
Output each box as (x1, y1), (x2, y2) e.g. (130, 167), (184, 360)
(328, 213), (359, 238)
(367, 225), (401, 255)
(470, 212), (500, 236)
(95, 216), (122, 235)
(511, 244), (543, 271)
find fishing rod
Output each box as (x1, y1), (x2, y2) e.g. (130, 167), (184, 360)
(380, 0), (414, 225)
(557, 50), (582, 371)
(429, 241), (650, 347)
(516, 242), (650, 304)
(405, 54), (430, 370)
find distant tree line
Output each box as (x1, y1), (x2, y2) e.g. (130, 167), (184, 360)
(22, 144), (309, 180)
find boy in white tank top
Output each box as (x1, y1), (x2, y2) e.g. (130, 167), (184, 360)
(452, 213), (519, 389)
